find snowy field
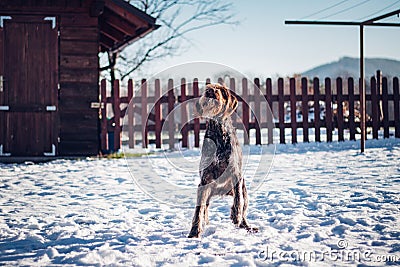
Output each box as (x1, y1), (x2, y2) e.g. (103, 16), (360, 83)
(1, 138), (400, 266)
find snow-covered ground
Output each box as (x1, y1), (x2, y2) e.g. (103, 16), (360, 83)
(1, 138), (400, 266)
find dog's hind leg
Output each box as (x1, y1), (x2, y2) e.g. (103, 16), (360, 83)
(239, 181), (259, 233)
(239, 180), (249, 229)
(230, 178), (244, 226)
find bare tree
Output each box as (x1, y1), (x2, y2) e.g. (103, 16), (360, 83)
(100, 0), (238, 83)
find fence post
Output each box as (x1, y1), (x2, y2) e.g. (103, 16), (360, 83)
(127, 79), (135, 148)
(254, 78), (262, 145)
(100, 79), (107, 152)
(266, 78), (274, 145)
(167, 79), (175, 149)
(348, 77), (356, 141)
(382, 77), (389, 138)
(301, 77), (309, 142)
(278, 78), (285, 144)
(394, 77), (400, 138)
(313, 77), (321, 142)
(325, 78), (333, 142)
(337, 77), (344, 141)
(113, 79), (121, 151)
(290, 78), (297, 144)
(242, 78), (250, 145)
(141, 79), (148, 148)
(193, 78), (200, 148)
(155, 79), (162, 148)
(370, 76), (379, 139)
(181, 78), (188, 148)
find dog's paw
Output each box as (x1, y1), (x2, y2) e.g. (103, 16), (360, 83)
(188, 228), (202, 238)
(188, 233), (199, 238)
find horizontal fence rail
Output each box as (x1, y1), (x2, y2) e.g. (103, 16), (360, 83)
(99, 74), (400, 152)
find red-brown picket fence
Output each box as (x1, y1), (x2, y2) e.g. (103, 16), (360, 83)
(99, 74), (400, 152)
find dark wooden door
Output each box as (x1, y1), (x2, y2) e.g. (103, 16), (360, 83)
(0, 16), (58, 156)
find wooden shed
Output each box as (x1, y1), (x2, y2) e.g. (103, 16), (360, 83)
(0, 0), (158, 159)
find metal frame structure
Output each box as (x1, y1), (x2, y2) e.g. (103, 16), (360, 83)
(285, 8), (400, 153)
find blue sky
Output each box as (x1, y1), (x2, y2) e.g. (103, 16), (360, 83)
(147, 0), (400, 77)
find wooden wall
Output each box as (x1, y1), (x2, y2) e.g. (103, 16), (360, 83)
(0, 0), (100, 156)
(58, 5), (99, 156)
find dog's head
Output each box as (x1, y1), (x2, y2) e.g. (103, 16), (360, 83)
(196, 83), (238, 119)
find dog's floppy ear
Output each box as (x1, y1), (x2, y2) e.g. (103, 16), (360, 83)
(226, 93), (238, 116)
(221, 86), (237, 118)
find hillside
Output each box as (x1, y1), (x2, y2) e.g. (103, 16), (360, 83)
(302, 57), (400, 78)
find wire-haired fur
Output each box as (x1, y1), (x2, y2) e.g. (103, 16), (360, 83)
(188, 83), (258, 238)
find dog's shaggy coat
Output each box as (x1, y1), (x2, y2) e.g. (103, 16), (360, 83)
(188, 83), (257, 238)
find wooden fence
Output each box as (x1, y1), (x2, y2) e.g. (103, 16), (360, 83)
(99, 75), (400, 152)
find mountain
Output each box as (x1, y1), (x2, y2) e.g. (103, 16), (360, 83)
(301, 57), (400, 78)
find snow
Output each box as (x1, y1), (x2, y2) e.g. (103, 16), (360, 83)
(1, 138), (400, 266)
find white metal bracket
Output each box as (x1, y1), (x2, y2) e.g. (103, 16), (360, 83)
(91, 102), (104, 109)
(0, 16), (11, 28)
(44, 17), (56, 29)
(46, 105), (57, 111)
(44, 144), (56, 156)
(0, 145), (11, 156)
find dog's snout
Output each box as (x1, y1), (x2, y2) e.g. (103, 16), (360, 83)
(205, 89), (216, 99)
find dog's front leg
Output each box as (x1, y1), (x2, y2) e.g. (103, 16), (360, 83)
(230, 177), (244, 226)
(204, 204), (210, 225)
(188, 185), (211, 238)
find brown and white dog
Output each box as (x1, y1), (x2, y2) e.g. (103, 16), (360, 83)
(188, 83), (258, 238)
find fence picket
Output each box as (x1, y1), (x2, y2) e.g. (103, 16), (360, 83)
(348, 77), (356, 141)
(371, 77), (379, 139)
(301, 77), (309, 142)
(290, 78), (297, 144)
(254, 78), (262, 145)
(266, 78), (274, 145)
(141, 79), (148, 148)
(155, 79), (162, 148)
(168, 79), (175, 149)
(181, 78), (188, 148)
(382, 77), (389, 138)
(113, 80), (121, 151)
(313, 78), (321, 142)
(325, 78), (333, 142)
(278, 78), (285, 144)
(127, 79), (135, 148)
(336, 78), (344, 141)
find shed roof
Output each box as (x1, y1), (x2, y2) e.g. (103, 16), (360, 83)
(98, 0), (159, 53)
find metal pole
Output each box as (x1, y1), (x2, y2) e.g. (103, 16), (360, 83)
(360, 25), (366, 153)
